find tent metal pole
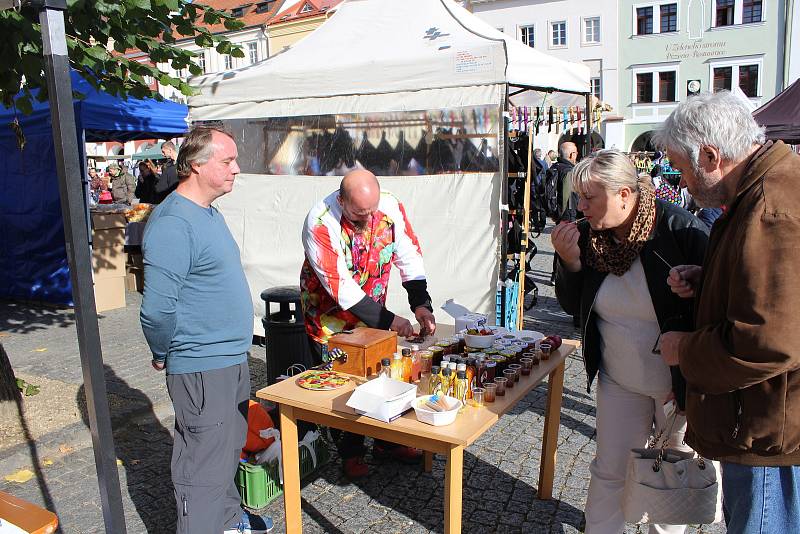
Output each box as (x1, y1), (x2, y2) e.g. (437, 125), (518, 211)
(34, 1), (127, 531)
(585, 93), (593, 157)
(499, 86), (510, 327)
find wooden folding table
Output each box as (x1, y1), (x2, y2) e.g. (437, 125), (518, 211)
(256, 339), (578, 534)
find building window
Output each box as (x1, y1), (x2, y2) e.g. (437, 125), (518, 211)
(299, 2), (313, 13)
(658, 71), (676, 102)
(231, 6), (245, 18)
(713, 66), (733, 91)
(636, 7), (654, 35)
(743, 0), (762, 23)
(716, 0), (735, 26)
(248, 42), (259, 64)
(637, 72), (654, 103)
(255, 1), (275, 14)
(660, 4), (678, 32)
(520, 25), (534, 47)
(584, 17), (600, 43)
(175, 68), (186, 78)
(738, 64), (759, 97)
(590, 77), (601, 100)
(551, 21), (566, 46)
(224, 54), (232, 70)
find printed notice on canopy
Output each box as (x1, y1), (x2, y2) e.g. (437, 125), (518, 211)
(454, 49), (493, 74)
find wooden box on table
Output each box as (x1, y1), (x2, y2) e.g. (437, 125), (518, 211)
(328, 327), (397, 377)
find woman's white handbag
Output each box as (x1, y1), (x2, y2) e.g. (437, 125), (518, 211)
(622, 420), (723, 525)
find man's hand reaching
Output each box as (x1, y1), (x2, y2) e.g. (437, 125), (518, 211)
(414, 307), (437, 336)
(390, 315), (414, 338)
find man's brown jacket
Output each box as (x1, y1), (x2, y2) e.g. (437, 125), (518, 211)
(680, 141), (800, 466)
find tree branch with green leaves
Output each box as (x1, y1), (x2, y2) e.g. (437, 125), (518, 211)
(0, 0), (245, 114)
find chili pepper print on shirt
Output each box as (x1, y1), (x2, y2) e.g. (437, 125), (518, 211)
(301, 191), (425, 344)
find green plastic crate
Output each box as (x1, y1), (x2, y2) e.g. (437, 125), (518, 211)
(236, 437), (331, 510)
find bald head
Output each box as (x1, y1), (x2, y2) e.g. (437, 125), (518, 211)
(338, 169), (380, 231)
(559, 142), (578, 163)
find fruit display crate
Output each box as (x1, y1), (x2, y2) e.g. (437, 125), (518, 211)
(236, 437), (331, 510)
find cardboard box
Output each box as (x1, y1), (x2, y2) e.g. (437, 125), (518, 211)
(92, 245), (127, 278)
(125, 267), (144, 293)
(92, 226), (126, 249)
(91, 212), (127, 230)
(94, 276), (126, 312)
(345, 375), (417, 423)
(328, 327), (397, 377)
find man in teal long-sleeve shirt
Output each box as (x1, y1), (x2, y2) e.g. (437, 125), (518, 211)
(140, 126), (272, 534)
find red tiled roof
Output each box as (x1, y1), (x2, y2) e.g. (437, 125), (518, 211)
(192, 0), (282, 34)
(268, 0), (341, 26)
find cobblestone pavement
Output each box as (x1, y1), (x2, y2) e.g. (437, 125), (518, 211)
(0, 228), (724, 533)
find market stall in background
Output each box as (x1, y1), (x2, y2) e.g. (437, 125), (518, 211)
(189, 0), (590, 333)
(0, 71), (188, 306)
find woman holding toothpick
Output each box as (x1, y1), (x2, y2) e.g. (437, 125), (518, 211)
(551, 149), (709, 534)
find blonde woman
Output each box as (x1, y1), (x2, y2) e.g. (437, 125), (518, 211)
(552, 149), (709, 533)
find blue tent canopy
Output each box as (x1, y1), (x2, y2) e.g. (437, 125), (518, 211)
(0, 71), (189, 305)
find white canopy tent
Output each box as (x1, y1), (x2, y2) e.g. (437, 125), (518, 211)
(189, 0), (589, 331)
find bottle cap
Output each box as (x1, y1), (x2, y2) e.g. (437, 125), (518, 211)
(456, 363), (467, 372)
(381, 358), (390, 366)
(486, 361), (497, 368)
(448, 362), (457, 371)
(393, 353), (402, 360)
(411, 344), (420, 351)
(402, 348), (411, 356)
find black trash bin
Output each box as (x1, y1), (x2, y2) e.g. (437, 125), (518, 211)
(260, 286), (314, 385)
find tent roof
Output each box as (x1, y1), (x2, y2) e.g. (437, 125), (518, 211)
(0, 71), (189, 142)
(753, 78), (800, 144)
(189, 0), (589, 116)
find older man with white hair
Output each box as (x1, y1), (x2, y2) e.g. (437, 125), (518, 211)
(654, 91), (800, 533)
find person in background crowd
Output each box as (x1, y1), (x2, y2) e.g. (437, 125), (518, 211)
(655, 91), (800, 534)
(554, 142), (579, 223)
(552, 149), (708, 534)
(88, 167), (103, 204)
(301, 169), (436, 479)
(533, 147), (548, 190)
(534, 148), (549, 171)
(694, 206), (723, 229)
(546, 149), (557, 167)
(140, 126), (273, 534)
(108, 162), (136, 205)
(654, 171), (686, 208)
(135, 160), (158, 204)
(649, 156), (664, 189)
(153, 140), (179, 203)
(548, 142), (579, 289)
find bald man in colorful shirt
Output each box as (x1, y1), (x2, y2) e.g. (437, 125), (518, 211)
(300, 169), (436, 478)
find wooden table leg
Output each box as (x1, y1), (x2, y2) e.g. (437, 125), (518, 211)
(279, 405), (302, 532)
(444, 444), (463, 534)
(538, 361), (565, 500)
(423, 451), (433, 473)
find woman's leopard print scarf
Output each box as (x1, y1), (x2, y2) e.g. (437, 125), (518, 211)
(583, 187), (656, 277)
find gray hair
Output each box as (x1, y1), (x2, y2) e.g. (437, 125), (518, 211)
(571, 149), (641, 195)
(652, 91), (765, 168)
(176, 125), (233, 180)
